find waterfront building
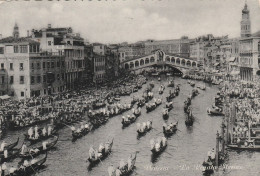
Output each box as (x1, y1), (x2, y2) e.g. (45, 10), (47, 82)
(93, 53), (106, 84)
(144, 36), (191, 57)
(0, 24), (66, 99)
(118, 43), (145, 62)
(31, 24), (85, 90)
(93, 43), (107, 56)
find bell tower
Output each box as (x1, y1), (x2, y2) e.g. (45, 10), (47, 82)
(13, 23), (19, 38)
(240, 1), (251, 38)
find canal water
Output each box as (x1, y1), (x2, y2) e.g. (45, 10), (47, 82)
(3, 76), (259, 176)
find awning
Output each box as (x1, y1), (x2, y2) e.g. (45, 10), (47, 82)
(230, 70), (240, 75)
(227, 57), (236, 62)
(0, 95), (10, 100)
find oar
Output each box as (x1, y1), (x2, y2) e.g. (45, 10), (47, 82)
(177, 129), (182, 132)
(61, 122), (72, 128)
(155, 132), (162, 135)
(164, 151), (173, 157)
(99, 158), (104, 165)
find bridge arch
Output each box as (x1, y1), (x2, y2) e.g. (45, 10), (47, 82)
(192, 62), (196, 67)
(150, 57), (155, 63)
(186, 60), (191, 67)
(181, 59), (186, 66)
(130, 62), (134, 68)
(171, 57), (175, 64)
(145, 58), (150, 64)
(140, 59), (144, 66)
(125, 63), (129, 69)
(135, 60), (139, 67)
(166, 56), (170, 62)
(176, 58), (180, 65)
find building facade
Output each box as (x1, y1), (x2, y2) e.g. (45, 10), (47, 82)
(0, 36), (66, 99)
(31, 24), (85, 90)
(144, 36), (191, 57)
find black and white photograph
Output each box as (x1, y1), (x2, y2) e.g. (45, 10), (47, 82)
(0, 0), (260, 175)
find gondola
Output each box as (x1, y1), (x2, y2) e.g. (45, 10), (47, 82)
(0, 137), (19, 154)
(166, 102), (173, 111)
(162, 111), (169, 120)
(87, 139), (113, 167)
(146, 104), (156, 113)
(133, 110), (141, 117)
(24, 129), (57, 145)
(185, 115), (194, 126)
(163, 122), (178, 136)
(11, 152), (48, 176)
(72, 124), (93, 140)
(19, 135), (58, 159)
(137, 121), (152, 137)
(108, 151), (138, 176)
(122, 115), (137, 127)
(207, 108), (224, 116)
(167, 80), (174, 87)
(151, 142), (167, 155)
(227, 144), (260, 151)
(0, 147), (21, 163)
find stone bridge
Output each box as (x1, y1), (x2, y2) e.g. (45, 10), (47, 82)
(122, 50), (199, 74)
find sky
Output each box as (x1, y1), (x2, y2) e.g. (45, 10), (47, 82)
(0, 0), (260, 44)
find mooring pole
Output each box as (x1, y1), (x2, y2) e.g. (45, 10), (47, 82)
(216, 131), (220, 167)
(221, 121), (225, 155)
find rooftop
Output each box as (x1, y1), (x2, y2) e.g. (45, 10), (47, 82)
(0, 37), (39, 44)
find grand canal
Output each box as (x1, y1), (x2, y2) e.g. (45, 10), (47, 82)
(3, 76), (260, 176)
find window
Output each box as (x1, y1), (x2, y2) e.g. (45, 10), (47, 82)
(20, 63), (24, 71)
(10, 91), (14, 96)
(10, 76), (13, 84)
(21, 91), (24, 97)
(57, 61), (60, 68)
(37, 62), (41, 69)
(47, 62), (50, 68)
(43, 75), (46, 83)
(20, 45), (28, 53)
(37, 76), (41, 83)
(10, 63), (13, 70)
(44, 89), (46, 95)
(62, 73), (64, 80)
(31, 63), (34, 70)
(51, 62), (55, 68)
(57, 74), (60, 81)
(0, 63), (4, 69)
(0, 47), (4, 54)
(31, 76), (35, 84)
(20, 76), (24, 84)
(43, 62), (46, 69)
(1, 76), (4, 84)
(14, 45), (19, 53)
(48, 41), (52, 46)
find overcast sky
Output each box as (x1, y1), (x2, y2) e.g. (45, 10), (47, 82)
(0, 0), (260, 44)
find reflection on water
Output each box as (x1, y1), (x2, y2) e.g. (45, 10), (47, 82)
(3, 76), (259, 176)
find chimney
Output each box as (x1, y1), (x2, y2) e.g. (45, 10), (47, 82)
(48, 24), (51, 28)
(27, 30), (29, 37)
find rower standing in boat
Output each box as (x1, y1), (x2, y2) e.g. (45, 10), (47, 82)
(21, 143), (27, 155)
(1, 162), (7, 176)
(0, 141), (6, 152)
(98, 143), (105, 156)
(48, 125), (52, 136)
(28, 127), (33, 139)
(42, 127), (47, 137)
(9, 166), (16, 176)
(34, 125), (39, 139)
(42, 141), (48, 150)
(4, 149), (8, 159)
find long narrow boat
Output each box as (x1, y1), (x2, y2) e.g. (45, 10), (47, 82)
(227, 144), (260, 151)
(87, 139), (113, 167)
(11, 152), (48, 176)
(0, 137), (19, 154)
(24, 129), (57, 145)
(72, 124), (93, 140)
(108, 151), (138, 176)
(0, 147), (21, 163)
(19, 135), (58, 159)
(163, 122), (178, 137)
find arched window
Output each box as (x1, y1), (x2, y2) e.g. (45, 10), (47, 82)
(130, 62), (134, 68)
(150, 57), (155, 63)
(140, 59), (144, 65)
(176, 58), (180, 65)
(171, 57), (175, 63)
(181, 59), (186, 66)
(166, 56), (170, 62)
(135, 61), (139, 67)
(145, 58), (149, 64)
(125, 63), (129, 69)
